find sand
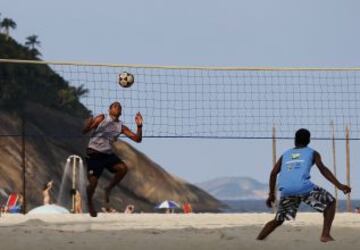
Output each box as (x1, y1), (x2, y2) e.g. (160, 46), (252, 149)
(0, 213), (360, 250)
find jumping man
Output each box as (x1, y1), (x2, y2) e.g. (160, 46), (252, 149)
(82, 101), (143, 217)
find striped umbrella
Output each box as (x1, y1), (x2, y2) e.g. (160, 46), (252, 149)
(155, 200), (180, 209)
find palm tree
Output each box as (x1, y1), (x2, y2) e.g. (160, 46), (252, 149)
(0, 17), (17, 40)
(25, 35), (41, 50)
(25, 34), (42, 57)
(74, 84), (89, 98)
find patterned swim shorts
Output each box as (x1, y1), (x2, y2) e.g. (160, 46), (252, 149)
(275, 186), (335, 222)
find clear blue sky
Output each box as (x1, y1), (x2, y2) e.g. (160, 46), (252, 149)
(2, 0), (360, 199)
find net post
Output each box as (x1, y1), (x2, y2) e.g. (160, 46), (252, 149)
(330, 121), (338, 211)
(21, 112), (26, 214)
(272, 124), (277, 213)
(345, 125), (352, 212)
(72, 157), (77, 213)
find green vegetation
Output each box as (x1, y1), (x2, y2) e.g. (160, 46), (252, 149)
(25, 35), (41, 57)
(0, 17), (16, 41)
(0, 15), (90, 117)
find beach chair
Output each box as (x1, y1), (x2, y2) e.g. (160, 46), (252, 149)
(4, 193), (19, 213)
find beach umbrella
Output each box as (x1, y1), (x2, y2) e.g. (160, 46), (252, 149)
(155, 200), (180, 209)
(27, 204), (70, 214)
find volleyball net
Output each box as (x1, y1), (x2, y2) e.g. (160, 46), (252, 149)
(1, 59), (360, 140)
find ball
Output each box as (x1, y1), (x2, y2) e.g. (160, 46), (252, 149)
(118, 72), (135, 88)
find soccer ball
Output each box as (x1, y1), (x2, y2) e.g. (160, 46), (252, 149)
(118, 72), (134, 88)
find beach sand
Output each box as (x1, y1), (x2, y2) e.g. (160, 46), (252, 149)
(0, 213), (360, 250)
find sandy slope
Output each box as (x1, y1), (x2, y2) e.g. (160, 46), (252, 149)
(0, 213), (360, 250)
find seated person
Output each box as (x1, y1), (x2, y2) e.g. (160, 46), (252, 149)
(124, 204), (135, 214)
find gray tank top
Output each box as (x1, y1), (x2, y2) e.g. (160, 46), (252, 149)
(88, 115), (123, 154)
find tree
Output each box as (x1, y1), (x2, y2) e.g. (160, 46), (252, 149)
(74, 84), (89, 98)
(25, 35), (41, 50)
(58, 88), (77, 107)
(0, 17), (17, 40)
(25, 35), (42, 57)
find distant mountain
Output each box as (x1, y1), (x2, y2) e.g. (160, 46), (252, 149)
(196, 177), (268, 200)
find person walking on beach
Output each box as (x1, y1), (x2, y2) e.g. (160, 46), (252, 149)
(74, 190), (83, 214)
(257, 128), (351, 242)
(82, 101), (143, 217)
(43, 180), (53, 205)
(182, 202), (192, 214)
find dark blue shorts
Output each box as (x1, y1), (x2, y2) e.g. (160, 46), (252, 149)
(85, 149), (123, 178)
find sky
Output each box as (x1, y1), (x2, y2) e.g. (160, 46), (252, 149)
(2, 0), (360, 199)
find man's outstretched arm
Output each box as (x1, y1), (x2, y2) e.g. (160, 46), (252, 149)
(121, 112), (143, 143)
(122, 125), (142, 143)
(266, 157), (282, 207)
(314, 151), (351, 194)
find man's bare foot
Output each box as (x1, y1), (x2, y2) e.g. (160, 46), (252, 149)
(88, 204), (97, 217)
(320, 235), (335, 242)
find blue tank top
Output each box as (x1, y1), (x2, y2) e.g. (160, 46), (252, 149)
(88, 115), (123, 154)
(278, 147), (315, 196)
